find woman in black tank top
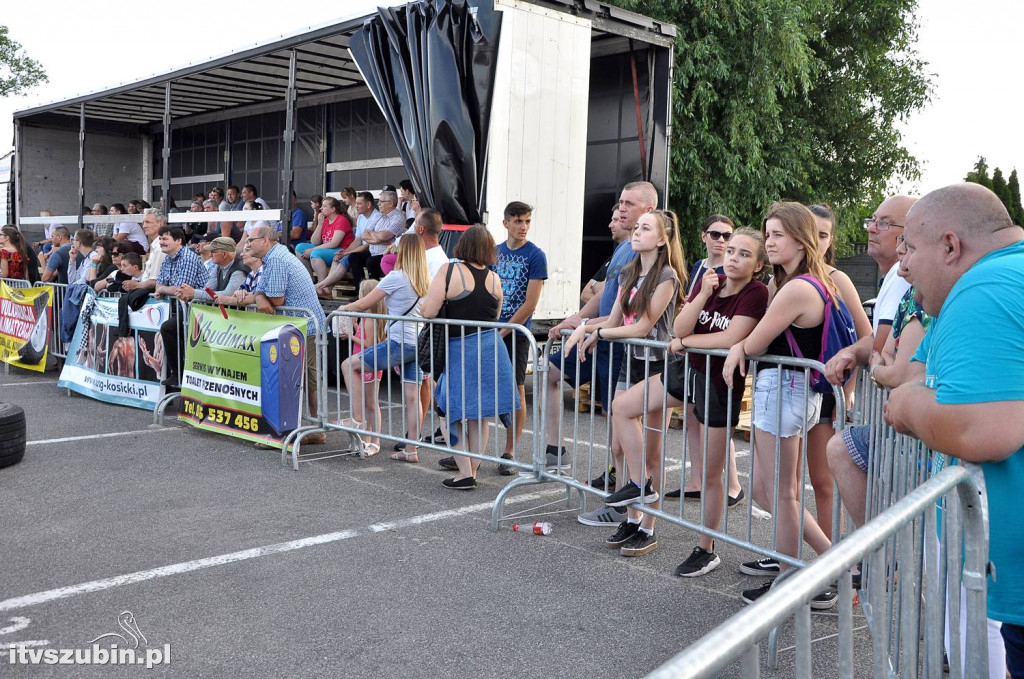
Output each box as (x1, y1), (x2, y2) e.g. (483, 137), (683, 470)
(721, 202), (844, 606)
(420, 226), (519, 490)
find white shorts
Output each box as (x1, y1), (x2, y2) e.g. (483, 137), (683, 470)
(751, 368), (821, 438)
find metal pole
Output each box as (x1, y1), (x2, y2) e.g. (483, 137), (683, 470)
(280, 49), (298, 246)
(78, 103), (86, 229)
(162, 82), (172, 212)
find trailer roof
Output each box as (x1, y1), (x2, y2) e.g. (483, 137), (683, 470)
(13, 0), (674, 129)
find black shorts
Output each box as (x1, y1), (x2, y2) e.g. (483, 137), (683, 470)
(664, 357), (694, 403)
(818, 392), (836, 425)
(692, 373), (742, 429)
(503, 332), (530, 387)
(616, 354), (664, 392)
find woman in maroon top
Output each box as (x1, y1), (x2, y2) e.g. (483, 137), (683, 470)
(0, 226), (31, 281)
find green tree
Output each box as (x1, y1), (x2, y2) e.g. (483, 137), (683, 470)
(0, 26), (47, 97)
(991, 167), (1011, 210)
(1008, 169), (1023, 225)
(608, 0), (930, 257)
(965, 156), (993, 190)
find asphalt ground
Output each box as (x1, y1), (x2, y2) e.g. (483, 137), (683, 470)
(0, 366), (875, 678)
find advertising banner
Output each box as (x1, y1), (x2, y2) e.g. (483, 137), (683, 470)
(0, 281), (52, 372)
(57, 291), (168, 409)
(179, 304), (307, 445)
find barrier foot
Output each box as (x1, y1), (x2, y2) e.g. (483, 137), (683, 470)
(766, 569), (799, 671)
(490, 474), (546, 532)
(153, 392), (183, 426)
(282, 426), (323, 470)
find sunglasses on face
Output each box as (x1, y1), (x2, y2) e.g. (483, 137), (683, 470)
(705, 230), (731, 241)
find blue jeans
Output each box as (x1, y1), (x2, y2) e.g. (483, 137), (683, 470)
(359, 339), (421, 384)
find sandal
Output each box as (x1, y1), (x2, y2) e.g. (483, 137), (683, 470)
(362, 442), (380, 458)
(389, 450), (419, 463)
(338, 418), (367, 430)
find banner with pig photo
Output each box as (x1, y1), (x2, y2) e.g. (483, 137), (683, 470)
(178, 303), (308, 446)
(57, 290), (168, 408)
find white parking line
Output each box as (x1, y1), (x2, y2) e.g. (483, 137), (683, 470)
(0, 490), (555, 613)
(27, 429), (172, 447)
(0, 381), (52, 387)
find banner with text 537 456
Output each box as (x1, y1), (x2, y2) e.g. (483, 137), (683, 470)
(179, 304), (308, 445)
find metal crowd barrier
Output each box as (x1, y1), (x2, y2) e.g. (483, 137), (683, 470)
(645, 464), (989, 679)
(494, 331), (846, 568)
(311, 310), (541, 475)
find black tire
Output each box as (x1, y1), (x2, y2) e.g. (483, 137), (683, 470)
(0, 402), (26, 426)
(0, 403), (26, 469)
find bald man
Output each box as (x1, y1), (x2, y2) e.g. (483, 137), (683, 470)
(884, 183), (1024, 677)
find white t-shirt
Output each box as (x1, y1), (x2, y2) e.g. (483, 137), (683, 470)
(115, 222), (149, 251)
(425, 245), (448, 280)
(377, 270), (422, 346)
(244, 220), (270, 235)
(873, 262), (911, 334)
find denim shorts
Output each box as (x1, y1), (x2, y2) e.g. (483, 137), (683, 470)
(751, 368), (821, 438)
(360, 339), (421, 384)
(841, 424), (871, 472)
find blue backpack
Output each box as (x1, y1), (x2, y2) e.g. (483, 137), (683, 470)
(784, 274), (858, 394)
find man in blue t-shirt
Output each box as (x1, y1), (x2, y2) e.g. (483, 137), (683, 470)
(288, 192), (309, 244)
(40, 227), (73, 285)
(885, 183), (1024, 676)
(493, 201), (548, 472)
(542, 181), (658, 525)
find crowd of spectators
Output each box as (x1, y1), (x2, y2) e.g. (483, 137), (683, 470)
(6, 177), (1022, 676)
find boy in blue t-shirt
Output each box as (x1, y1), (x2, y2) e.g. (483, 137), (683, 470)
(493, 201), (547, 473)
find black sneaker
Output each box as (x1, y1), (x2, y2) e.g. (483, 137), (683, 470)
(620, 530), (658, 557)
(811, 588), (838, 610)
(438, 456), (458, 471)
(741, 581), (773, 605)
(604, 521), (641, 549)
(421, 428), (447, 446)
(664, 488), (682, 499)
(674, 546), (721, 577)
(498, 454), (517, 476)
(604, 479), (659, 508)
(739, 558), (781, 577)
(588, 467), (616, 491)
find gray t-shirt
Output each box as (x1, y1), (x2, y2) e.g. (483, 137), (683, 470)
(378, 270), (423, 346)
(617, 264), (679, 360)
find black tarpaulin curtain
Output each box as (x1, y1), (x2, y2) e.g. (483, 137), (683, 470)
(349, 0), (501, 225)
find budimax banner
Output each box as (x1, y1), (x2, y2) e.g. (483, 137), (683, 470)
(57, 290), (168, 408)
(179, 304), (307, 445)
(0, 281), (52, 372)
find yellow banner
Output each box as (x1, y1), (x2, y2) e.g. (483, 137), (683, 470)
(0, 281), (53, 372)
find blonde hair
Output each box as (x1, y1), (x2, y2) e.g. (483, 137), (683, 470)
(619, 209), (688, 318)
(763, 201), (839, 302)
(395, 234), (430, 297)
(358, 279), (387, 343)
